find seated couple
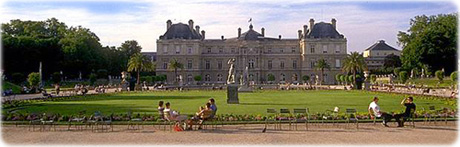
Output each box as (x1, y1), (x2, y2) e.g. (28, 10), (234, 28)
(368, 96), (416, 127)
(158, 101), (188, 122)
(185, 98), (217, 130)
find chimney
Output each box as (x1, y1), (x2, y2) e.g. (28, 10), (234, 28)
(298, 30), (302, 39)
(261, 28), (265, 37)
(331, 18), (336, 29)
(238, 28), (241, 38)
(249, 24), (253, 30)
(278, 35), (282, 40)
(188, 19), (194, 30)
(309, 18), (315, 29)
(201, 30), (205, 40)
(221, 35), (224, 40)
(166, 20), (172, 30)
(303, 25), (308, 36)
(195, 25), (200, 33)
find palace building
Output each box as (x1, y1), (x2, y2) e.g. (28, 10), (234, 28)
(155, 18), (347, 85)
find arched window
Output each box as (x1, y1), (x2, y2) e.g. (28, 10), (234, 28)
(280, 73), (286, 81)
(292, 74), (298, 81)
(217, 74), (223, 81)
(187, 74), (193, 82)
(205, 74), (211, 81)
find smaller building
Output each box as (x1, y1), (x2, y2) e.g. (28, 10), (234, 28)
(363, 40), (401, 70)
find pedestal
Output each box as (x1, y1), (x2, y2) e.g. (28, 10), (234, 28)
(227, 84), (239, 104)
(121, 82), (129, 91)
(364, 82), (371, 90)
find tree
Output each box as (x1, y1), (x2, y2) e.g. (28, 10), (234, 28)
(383, 54), (402, 68)
(267, 74), (275, 83)
(127, 53), (155, 85)
(27, 72), (40, 88)
(194, 75), (202, 85)
(393, 67), (401, 77)
(11, 72), (25, 84)
(435, 70), (444, 83)
(315, 58), (331, 85)
(335, 74), (342, 84)
(451, 71), (457, 81)
(168, 59), (184, 83)
(398, 13), (457, 74)
(399, 71), (409, 84)
(302, 75), (310, 84)
(339, 75), (346, 85)
(347, 75), (354, 84)
(97, 69), (108, 79)
(343, 52), (367, 87)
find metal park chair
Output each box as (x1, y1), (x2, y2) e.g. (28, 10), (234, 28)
(265, 108), (278, 130)
(127, 111), (144, 130)
(293, 108), (310, 130)
(278, 108), (292, 130)
(345, 108), (359, 129)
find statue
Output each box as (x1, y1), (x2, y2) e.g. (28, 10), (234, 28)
(120, 71), (129, 91)
(242, 66), (249, 86)
(421, 68), (425, 78)
(410, 69), (415, 79)
(227, 58), (236, 84)
(364, 71), (370, 82)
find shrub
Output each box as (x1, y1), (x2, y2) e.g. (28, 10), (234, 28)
(267, 74), (275, 82)
(340, 75), (346, 84)
(347, 75), (353, 83)
(335, 74), (342, 83)
(89, 73), (97, 85)
(435, 70), (444, 82)
(194, 75), (202, 82)
(399, 71), (409, 84)
(11, 72), (24, 84)
(450, 71), (457, 81)
(27, 72), (40, 88)
(302, 75), (309, 83)
(393, 67), (401, 77)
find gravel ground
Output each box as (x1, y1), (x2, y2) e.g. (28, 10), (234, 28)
(1, 122), (458, 145)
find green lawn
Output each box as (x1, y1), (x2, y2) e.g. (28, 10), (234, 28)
(2, 82), (22, 94)
(4, 90), (455, 116)
(392, 77), (456, 88)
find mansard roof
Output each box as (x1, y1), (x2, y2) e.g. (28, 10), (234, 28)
(365, 40), (400, 51)
(160, 23), (202, 40)
(306, 22), (344, 39)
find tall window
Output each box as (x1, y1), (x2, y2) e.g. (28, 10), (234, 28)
(293, 60), (297, 69)
(163, 46), (168, 53)
(217, 74), (223, 81)
(231, 48), (235, 53)
(163, 62), (168, 69)
(187, 74), (193, 82)
(310, 45), (315, 53)
(335, 59), (340, 68)
(268, 60), (272, 69)
(219, 47), (223, 53)
(205, 60), (210, 69)
(335, 45), (340, 53)
(280, 73), (286, 81)
(249, 59), (255, 69)
(187, 60), (193, 69)
(310, 60), (315, 68)
(175, 45), (180, 54)
(188, 47), (193, 54)
(280, 61), (285, 69)
(205, 74), (211, 81)
(207, 47), (211, 53)
(217, 61), (222, 69)
(322, 45), (327, 53)
(291, 47), (296, 53)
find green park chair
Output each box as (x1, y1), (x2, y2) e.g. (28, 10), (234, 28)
(293, 108), (310, 130)
(345, 108), (359, 129)
(265, 108), (278, 130)
(279, 108), (292, 130)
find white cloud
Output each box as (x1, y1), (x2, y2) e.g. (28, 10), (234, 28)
(1, 0), (457, 53)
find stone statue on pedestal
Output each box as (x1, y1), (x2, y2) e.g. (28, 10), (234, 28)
(227, 58), (236, 84)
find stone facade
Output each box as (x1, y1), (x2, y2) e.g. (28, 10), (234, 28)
(156, 18), (347, 85)
(363, 40), (401, 70)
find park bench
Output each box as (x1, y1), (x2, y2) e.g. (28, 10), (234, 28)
(345, 108), (359, 129)
(293, 108), (310, 130)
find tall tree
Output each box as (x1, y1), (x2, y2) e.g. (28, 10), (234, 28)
(398, 13), (457, 74)
(383, 54), (402, 68)
(343, 52), (367, 86)
(168, 59), (184, 83)
(127, 53), (155, 85)
(315, 59), (331, 85)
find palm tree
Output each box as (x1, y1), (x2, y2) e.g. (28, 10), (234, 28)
(127, 53), (155, 85)
(342, 52), (367, 87)
(168, 58), (184, 83)
(315, 58), (331, 85)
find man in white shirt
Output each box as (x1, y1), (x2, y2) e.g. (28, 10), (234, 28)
(368, 97), (393, 127)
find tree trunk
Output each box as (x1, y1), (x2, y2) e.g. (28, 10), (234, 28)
(353, 69), (356, 89)
(137, 71), (140, 85)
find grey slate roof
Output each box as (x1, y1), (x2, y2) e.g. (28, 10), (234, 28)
(306, 22), (344, 38)
(160, 23), (202, 40)
(365, 40), (399, 51)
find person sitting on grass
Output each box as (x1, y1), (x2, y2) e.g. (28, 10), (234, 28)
(186, 102), (213, 130)
(157, 101), (165, 119)
(393, 97), (416, 127)
(368, 96), (393, 127)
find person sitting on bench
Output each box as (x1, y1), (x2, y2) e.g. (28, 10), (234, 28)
(186, 103), (213, 130)
(393, 97), (416, 127)
(368, 96), (393, 127)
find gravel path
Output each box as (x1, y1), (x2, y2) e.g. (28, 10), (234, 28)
(1, 122), (458, 145)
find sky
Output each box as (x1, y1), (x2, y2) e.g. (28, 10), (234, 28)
(0, 0), (458, 53)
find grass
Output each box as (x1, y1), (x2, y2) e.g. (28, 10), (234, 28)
(4, 90), (455, 116)
(2, 82), (22, 94)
